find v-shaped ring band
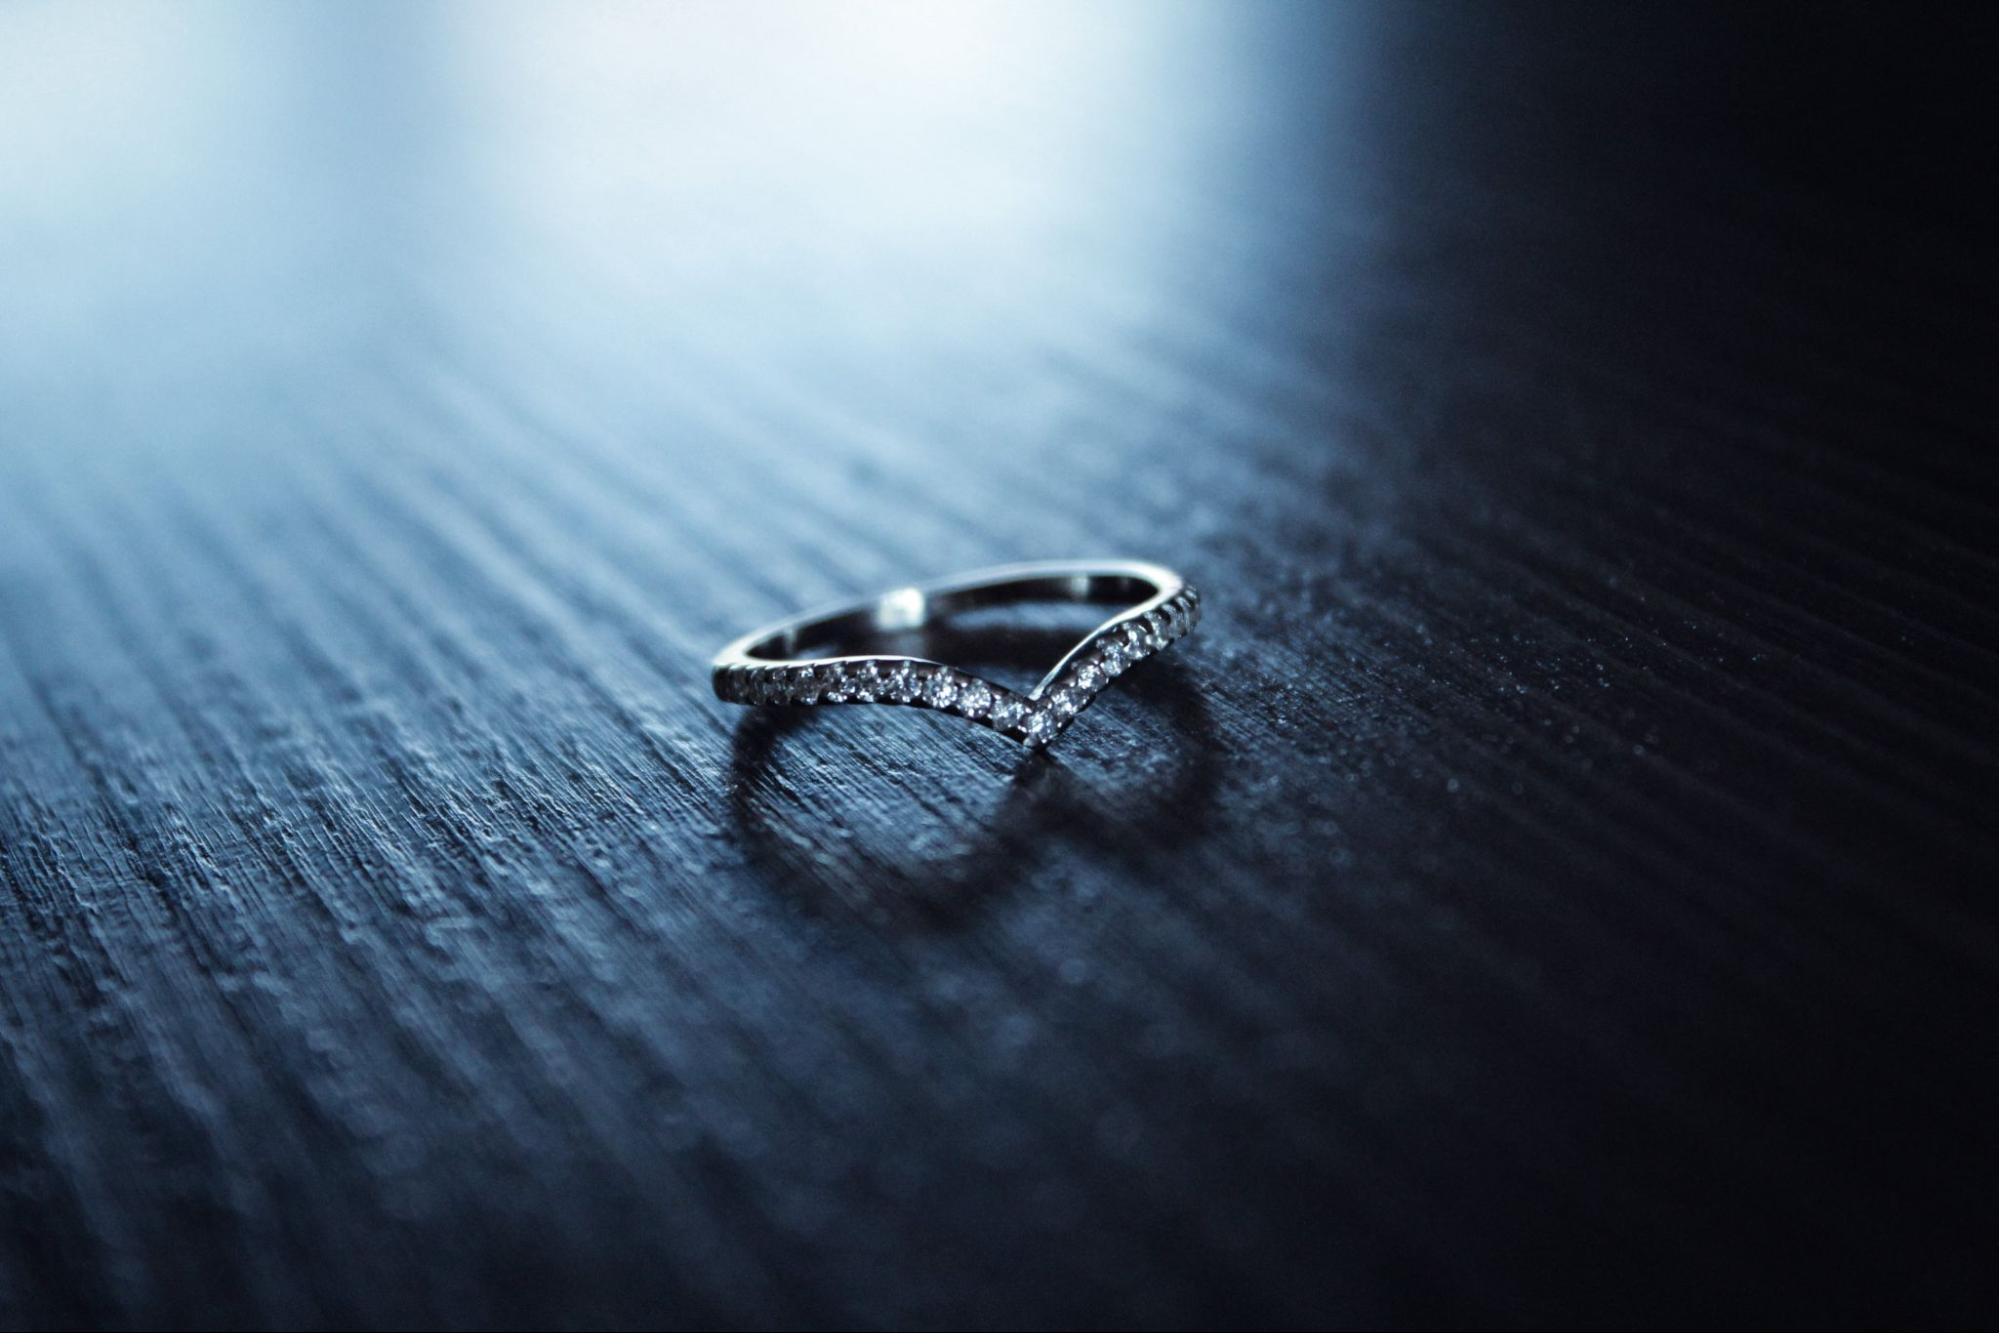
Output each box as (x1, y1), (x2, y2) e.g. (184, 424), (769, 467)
(711, 560), (1201, 748)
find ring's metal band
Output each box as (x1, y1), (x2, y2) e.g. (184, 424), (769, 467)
(710, 559), (1201, 748)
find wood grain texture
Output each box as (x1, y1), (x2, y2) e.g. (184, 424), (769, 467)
(2, 4), (1994, 1327)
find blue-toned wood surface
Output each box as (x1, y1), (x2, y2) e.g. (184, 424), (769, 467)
(2, 4), (1994, 1327)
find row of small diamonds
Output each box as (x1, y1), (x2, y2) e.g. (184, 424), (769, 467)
(714, 658), (1043, 739)
(715, 583), (1200, 748)
(1022, 584), (1202, 745)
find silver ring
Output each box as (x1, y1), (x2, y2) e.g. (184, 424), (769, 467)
(711, 559), (1201, 748)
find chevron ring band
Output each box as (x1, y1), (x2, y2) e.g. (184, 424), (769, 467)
(710, 560), (1201, 749)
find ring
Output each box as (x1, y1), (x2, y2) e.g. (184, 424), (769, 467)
(710, 559), (1201, 748)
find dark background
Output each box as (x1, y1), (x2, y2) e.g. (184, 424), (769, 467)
(2, 3), (1994, 1328)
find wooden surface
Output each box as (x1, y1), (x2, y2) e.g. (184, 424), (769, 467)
(2, 4), (1994, 1327)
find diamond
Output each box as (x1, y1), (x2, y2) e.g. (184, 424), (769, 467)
(922, 670), (959, 709)
(989, 693), (1026, 731)
(1072, 663), (1104, 694)
(788, 666), (822, 704)
(1052, 688), (1085, 719)
(1022, 707), (1058, 747)
(821, 664), (853, 703)
(884, 662), (917, 704)
(957, 679), (992, 719)
(849, 660), (881, 703)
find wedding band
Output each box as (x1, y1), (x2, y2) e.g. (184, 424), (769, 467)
(710, 559), (1201, 748)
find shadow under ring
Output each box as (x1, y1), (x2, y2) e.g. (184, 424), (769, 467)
(725, 654), (1219, 928)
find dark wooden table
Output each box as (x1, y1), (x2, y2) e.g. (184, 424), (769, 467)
(3, 4), (1993, 1328)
